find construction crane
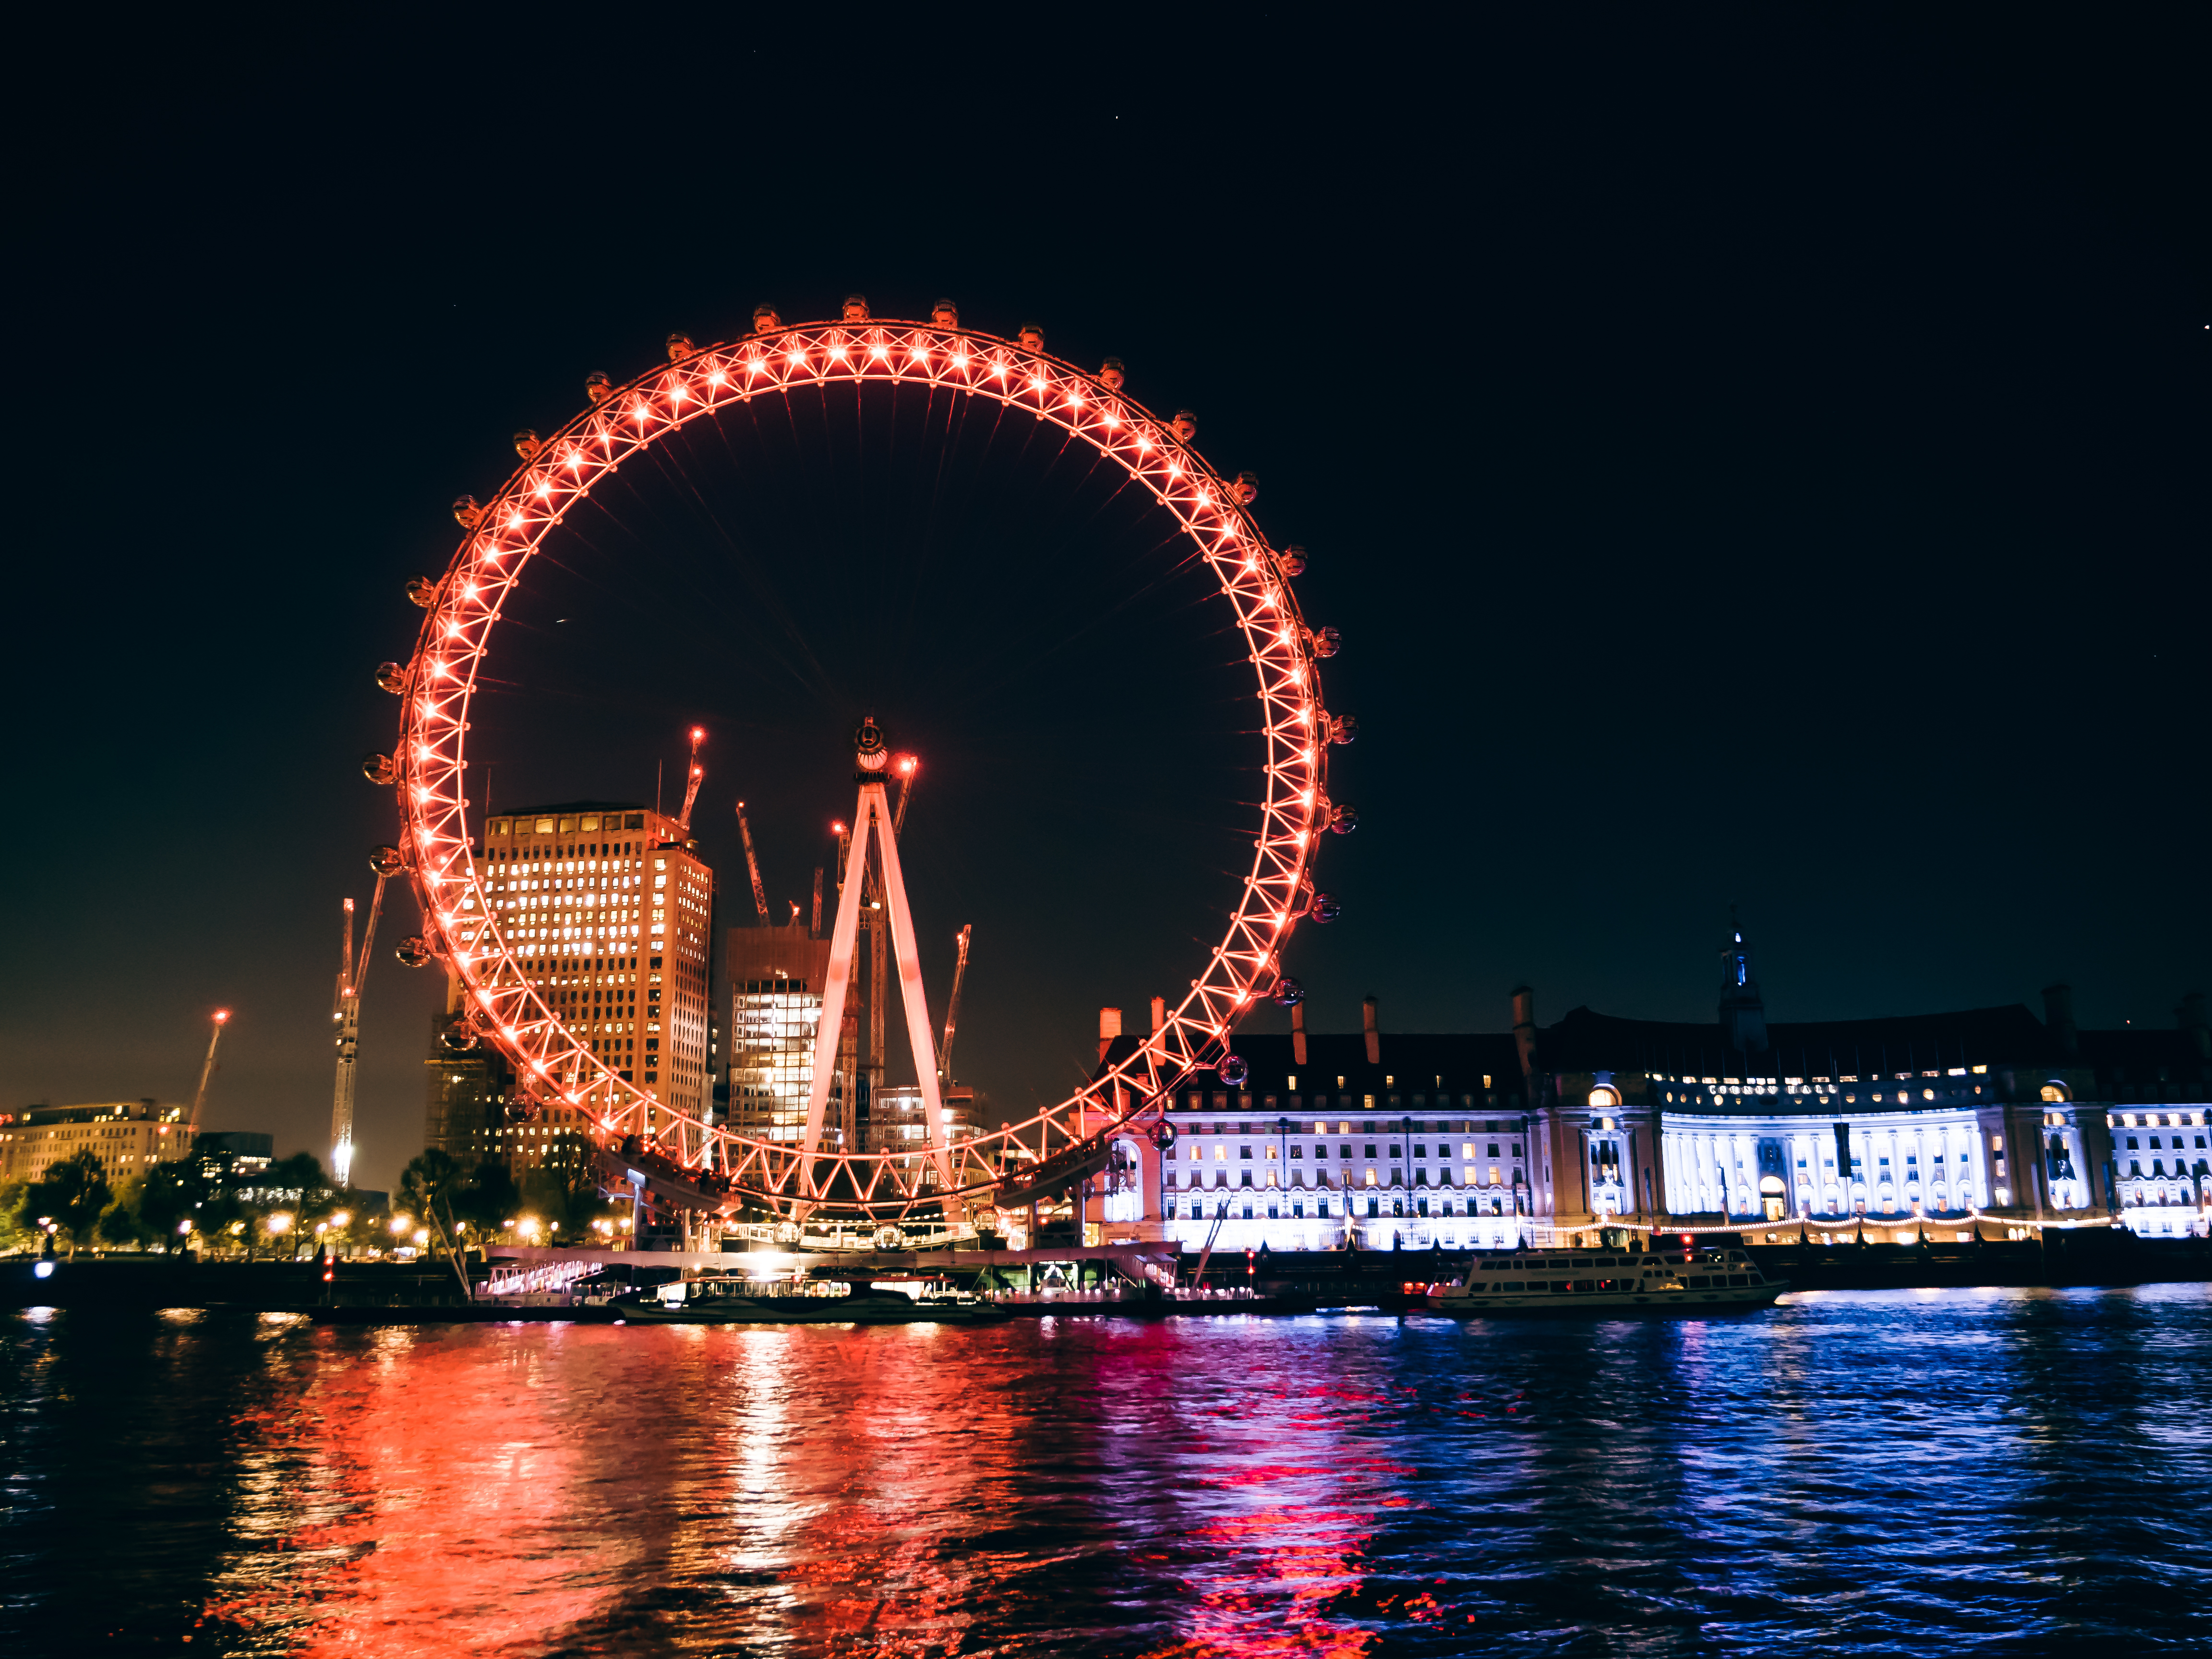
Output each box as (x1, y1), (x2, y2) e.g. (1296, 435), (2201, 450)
(186, 1009), (231, 1139)
(328, 863), (392, 1188)
(675, 726), (707, 836)
(735, 800), (771, 924)
(938, 924), (973, 1084)
(892, 752), (920, 833)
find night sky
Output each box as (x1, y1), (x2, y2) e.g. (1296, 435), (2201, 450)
(9, 10), (2205, 1193)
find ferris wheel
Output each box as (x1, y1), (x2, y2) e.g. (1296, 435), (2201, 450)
(369, 299), (1357, 1226)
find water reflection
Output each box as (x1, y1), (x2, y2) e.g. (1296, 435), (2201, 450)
(2, 1289), (2208, 1656)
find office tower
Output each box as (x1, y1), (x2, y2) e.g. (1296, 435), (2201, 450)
(726, 922), (845, 1144)
(477, 801), (716, 1140)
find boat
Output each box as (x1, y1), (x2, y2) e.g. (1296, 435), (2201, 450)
(609, 1274), (1010, 1325)
(1425, 1246), (1786, 1315)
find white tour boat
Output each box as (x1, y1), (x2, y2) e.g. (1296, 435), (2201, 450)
(1427, 1246), (1786, 1315)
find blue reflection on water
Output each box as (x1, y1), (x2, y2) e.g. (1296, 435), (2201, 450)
(2, 1286), (2208, 1656)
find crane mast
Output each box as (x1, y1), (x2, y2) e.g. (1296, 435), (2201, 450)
(735, 800), (771, 924)
(329, 872), (389, 1188)
(186, 1010), (231, 1139)
(675, 726), (706, 836)
(938, 924), (972, 1083)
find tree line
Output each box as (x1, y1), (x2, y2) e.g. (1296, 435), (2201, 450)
(4, 1141), (622, 1259)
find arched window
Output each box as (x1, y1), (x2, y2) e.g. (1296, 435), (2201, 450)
(2040, 1082), (2071, 1103)
(1588, 1085), (1622, 1109)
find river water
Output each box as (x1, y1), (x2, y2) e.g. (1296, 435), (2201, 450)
(3, 1287), (2208, 1657)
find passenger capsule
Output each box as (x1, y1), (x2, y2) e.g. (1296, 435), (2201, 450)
(374, 661), (407, 695)
(513, 429), (541, 459)
(1230, 471), (1259, 505)
(1098, 356), (1126, 390)
(584, 371), (613, 404)
(842, 295), (869, 321)
(1328, 804), (1359, 835)
(451, 495), (482, 529)
(1271, 975), (1306, 1007)
(1018, 322), (1045, 351)
(1310, 892), (1344, 923)
(440, 1025), (479, 1054)
(405, 575), (438, 608)
(1330, 714), (1358, 745)
(361, 752), (397, 785)
(394, 935), (433, 969)
(1150, 1117), (1178, 1152)
(1218, 1053), (1250, 1087)
(752, 303), (782, 333)
(1311, 625), (1342, 658)
(368, 845), (407, 878)
(665, 332), (694, 361)
(931, 298), (960, 327)
(1277, 544), (1308, 578)
(1171, 409), (1197, 442)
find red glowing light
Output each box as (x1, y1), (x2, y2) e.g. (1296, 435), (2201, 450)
(214, 1009), (231, 1023)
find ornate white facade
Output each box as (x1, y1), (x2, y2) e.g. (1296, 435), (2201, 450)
(1088, 951), (2212, 1251)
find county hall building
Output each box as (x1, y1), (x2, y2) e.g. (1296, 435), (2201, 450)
(1089, 932), (2210, 1253)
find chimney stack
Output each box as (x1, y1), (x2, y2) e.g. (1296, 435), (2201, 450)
(1291, 1001), (1308, 1068)
(2042, 984), (2079, 1059)
(1150, 995), (1166, 1034)
(1512, 986), (1539, 1080)
(1098, 1006), (1122, 1062)
(1362, 995), (1380, 1066)
(2179, 991), (2210, 1060)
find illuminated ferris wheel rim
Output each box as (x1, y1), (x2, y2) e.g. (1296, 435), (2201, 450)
(389, 314), (1345, 1219)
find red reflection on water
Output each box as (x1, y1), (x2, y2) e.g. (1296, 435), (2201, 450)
(174, 1321), (1406, 1656)
(201, 1326), (636, 1656)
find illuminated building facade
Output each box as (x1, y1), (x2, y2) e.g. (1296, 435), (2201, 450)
(1096, 942), (2210, 1253)
(193, 1132), (274, 1183)
(1513, 945), (2208, 1241)
(727, 923), (839, 1145)
(478, 801), (715, 1132)
(1131, 1029), (1531, 1254)
(869, 1083), (976, 1175)
(0, 1100), (189, 1183)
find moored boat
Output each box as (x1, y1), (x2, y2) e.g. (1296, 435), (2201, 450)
(1426, 1246), (1786, 1315)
